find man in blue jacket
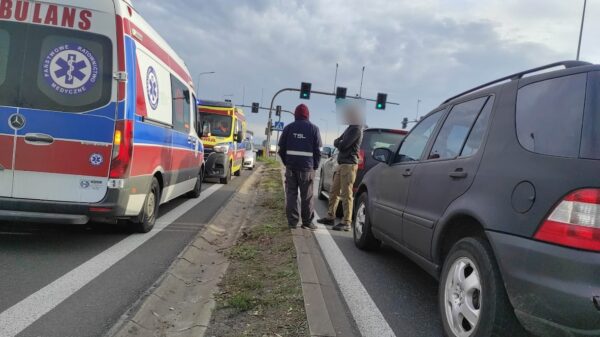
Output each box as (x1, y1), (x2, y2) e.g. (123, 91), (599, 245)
(278, 104), (322, 230)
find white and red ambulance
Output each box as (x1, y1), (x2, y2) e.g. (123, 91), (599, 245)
(0, 0), (205, 232)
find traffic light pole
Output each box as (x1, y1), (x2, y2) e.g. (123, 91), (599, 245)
(264, 88), (401, 157)
(237, 104), (294, 116)
(265, 88), (299, 157)
(275, 112), (283, 147)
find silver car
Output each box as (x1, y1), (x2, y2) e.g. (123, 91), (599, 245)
(243, 141), (257, 170)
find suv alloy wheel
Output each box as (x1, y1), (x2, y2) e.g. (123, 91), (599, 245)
(439, 237), (525, 337)
(352, 193), (381, 250)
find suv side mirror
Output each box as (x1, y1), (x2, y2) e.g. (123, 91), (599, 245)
(372, 148), (392, 163)
(321, 148), (332, 158)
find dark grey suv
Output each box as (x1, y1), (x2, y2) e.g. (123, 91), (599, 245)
(354, 61), (600, 337)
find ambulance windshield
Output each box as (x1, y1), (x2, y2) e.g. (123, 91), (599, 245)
(201, 113), (232, 137)
(0, 21), (112, 113)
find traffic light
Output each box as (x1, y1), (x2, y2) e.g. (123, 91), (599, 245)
(376, 93), (387, 110)
(276, 105), (282, 117)
(402, 117), (409, 129)
(336, 87), (347, 100)
(252, 102), (259, 113)
(300, 82), (312, 100)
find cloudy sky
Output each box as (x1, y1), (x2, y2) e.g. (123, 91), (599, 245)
(135, 0), (597, 144)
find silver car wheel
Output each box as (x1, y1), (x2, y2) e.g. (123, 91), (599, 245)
(444, 257), (482, 337)
(354, 202), (366, 238)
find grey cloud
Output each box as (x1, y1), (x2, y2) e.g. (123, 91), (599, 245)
(135, 0), (570, 142)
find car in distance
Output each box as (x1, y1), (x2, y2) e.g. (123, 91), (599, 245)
(354, 61), (600, 337)
(318, 128), (407, 201)
(320, 145), (335, 158)
(243, 141), (256, 170)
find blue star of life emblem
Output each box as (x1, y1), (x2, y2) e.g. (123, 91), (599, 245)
(43, 43), (98, 95)
(146, 67), (159, 110)
(89, 153), (104, 166)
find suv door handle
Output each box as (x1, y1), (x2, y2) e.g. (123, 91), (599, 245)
(449, 169), (468, 179)
(24, 133), (54, 145)
(402, 169), (412, 177)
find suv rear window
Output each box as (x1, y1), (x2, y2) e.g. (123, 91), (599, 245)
(362, 130), (405, 152)
(0, 21), (112, 113)
(516, 73), (587, 158)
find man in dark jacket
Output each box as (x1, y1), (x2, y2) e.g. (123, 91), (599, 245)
(278, 104), (322, 230)
(317, 122), (363, 231)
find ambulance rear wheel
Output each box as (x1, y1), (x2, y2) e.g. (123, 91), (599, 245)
(130, 178), (160, 233)
(220, 162), (232, 184)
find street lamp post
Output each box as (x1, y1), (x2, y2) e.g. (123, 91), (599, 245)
(196, 71), (215, 91)
(577, 0), (587, 61)
(320, 118), (330, 145)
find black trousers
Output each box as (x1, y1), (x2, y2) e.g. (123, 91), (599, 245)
(284, 168), (315, 226)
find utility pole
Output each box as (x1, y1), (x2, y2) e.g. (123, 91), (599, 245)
(333, 63), (339, 92)
(416, 99), (422, 120)
(320, 118), (330, 145)
(359, 66), (366, 97)
(577, 0), (587, 61)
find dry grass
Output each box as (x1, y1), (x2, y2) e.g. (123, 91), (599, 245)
(206, 163), (309, 337)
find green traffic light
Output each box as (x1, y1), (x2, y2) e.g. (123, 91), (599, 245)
(377, 104), (382, 109)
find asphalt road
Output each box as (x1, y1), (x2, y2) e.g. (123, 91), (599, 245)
(313, 175), (443, 337)
(0, 174), (248, 337)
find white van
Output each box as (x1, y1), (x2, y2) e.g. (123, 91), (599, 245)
(0, 0), (205, 232)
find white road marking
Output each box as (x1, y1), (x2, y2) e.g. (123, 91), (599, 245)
(311, 174), (396, 337)
(0, 184), (223, 337)
(0, 232), (32, 235)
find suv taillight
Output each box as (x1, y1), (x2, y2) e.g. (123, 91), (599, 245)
(109, 120), (133, 178)
(358, 149), (365, 170)
(535, 189), (600, 252)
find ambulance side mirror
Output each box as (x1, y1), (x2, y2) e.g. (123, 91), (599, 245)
(235, 130), (244, 143)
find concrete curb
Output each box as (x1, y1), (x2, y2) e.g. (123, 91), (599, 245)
(292, 229), (337, 337)
(108, 167), (262, 337)
(281, 167), (339, 337)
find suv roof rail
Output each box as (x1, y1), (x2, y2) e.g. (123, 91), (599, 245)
(443, 60), (593, 104)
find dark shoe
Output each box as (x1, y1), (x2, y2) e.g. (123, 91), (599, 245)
(288, 224), (298, 229)
(316, 218), (334, 226)
(301, 223), (317, 231)
(332, 223), (351, 232)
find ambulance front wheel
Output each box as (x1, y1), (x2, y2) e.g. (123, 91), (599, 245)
(220, 161), (232, 184)
(130, 177), (161, 233)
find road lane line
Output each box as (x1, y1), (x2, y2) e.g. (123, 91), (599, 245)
(312, 212), (397, 337)
(0, 184), (223, 337)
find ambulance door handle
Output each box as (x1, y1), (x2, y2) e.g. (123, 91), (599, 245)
(24, 133), (54, 145)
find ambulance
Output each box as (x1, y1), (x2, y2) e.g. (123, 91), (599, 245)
(0, 0), (205, 232)
(198, 100), (246, 184)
